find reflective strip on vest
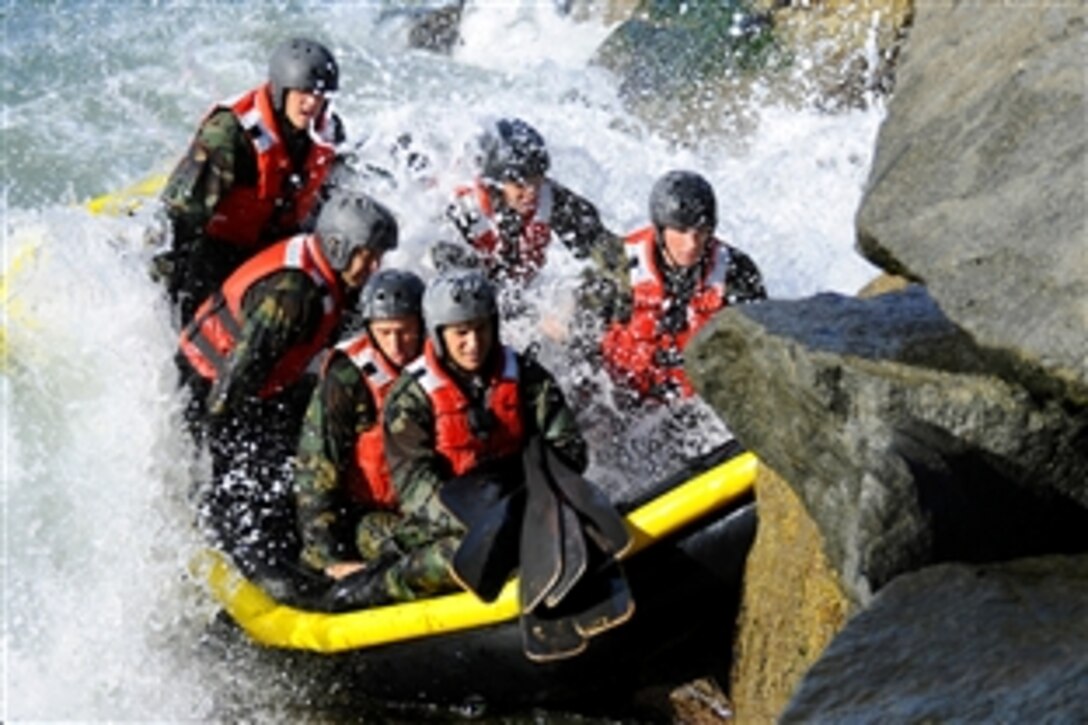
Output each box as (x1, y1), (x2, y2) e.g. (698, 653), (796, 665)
(238, 107), (275, 154)
(285, 236), (335, 315)
(628, 237), (656, 287)
(185, 293), (245, 378)
(410, 355), (442, 394)
(353, 346), (396, 389)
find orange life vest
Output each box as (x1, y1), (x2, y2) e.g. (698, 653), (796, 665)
(329, 333), (402, 509)
(179, 234), (344, 398)
(406, 341), (526, 477)
(600, 226), (729, 400)
(204, 83), (338, 248)
(450, 179), (554, 281)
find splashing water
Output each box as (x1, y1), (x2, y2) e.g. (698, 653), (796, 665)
(2, 1), (884, 719)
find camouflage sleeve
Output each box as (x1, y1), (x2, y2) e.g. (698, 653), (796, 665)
(160, 109), (251, 252)
(520, 354), (589, 474)
(294, 353), (374, 570)
(725, 245), (768, 304)
(577, 230), (631, 325)
(549, 181), (619, 260)
(558, 230), (632, 366)
(207, 271), (325, 416)
(382, 374), (450, 522)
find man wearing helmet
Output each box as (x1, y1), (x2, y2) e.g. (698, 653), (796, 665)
(443, 117), (616, 284)
(338, 270), (588, 605)
(176, 191), (397, 577)
(157, 37), (346, 324)
(293, 268), (426, 581)
(586, 170), (766, 404)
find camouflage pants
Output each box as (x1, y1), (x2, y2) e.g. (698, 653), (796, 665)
(354, 507), (466, 603)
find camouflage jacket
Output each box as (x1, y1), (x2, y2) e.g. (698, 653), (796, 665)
(446, 178), (619, 265)
(161, 109), (253, 254)
(382, 349), (588, 524)
(575, 230), (767, 336)
(207, 269), (348, 417)
(161, 108), (347, 252)
(294, 350), (378, 570)
(158, 107), (346, 319)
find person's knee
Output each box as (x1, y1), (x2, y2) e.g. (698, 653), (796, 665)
(354, 510), (403, 562)
(400, 538), (459, 597)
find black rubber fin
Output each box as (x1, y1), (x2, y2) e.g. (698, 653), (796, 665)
(567, 560), (634, 638)
(520, 606), (587, 662)
(518, 438), (564, 613)
(543, 501), (588, 608)
(518, 558), (634, 660)
(544, 446), (632, 558)
(447, 489), (523, 602)
(438, 472), (508, 527)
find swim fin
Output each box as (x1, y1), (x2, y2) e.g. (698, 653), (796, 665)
(519, 437), (564, 613)
(544, 446), (632, 557)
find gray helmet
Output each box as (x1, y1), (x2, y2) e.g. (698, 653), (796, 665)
(359, 269), (425, 322)
(269, 37), (339, 109)
(479, 118), (550, 184)
(315, 192), (398, 271)
(649, 170), (717, 232)
(422, 270), (497, 349)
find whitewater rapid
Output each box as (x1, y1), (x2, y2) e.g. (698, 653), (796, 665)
(2, 2), (883, 719)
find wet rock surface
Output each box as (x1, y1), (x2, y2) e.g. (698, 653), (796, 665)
(685, 0), (1088, 719)
(783, 556), (1088, 723)
(856, 1), (1088, 404)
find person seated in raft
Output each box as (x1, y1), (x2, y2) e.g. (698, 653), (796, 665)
(437, 117), (618, 286)
(156, 37), (347, 324)
(338, 269), (589, 606)
(175, 191), (397, 577)
(566, 170), (767, 408)
(293, 268), (426, 581)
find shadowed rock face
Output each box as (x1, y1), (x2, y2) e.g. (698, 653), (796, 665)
(782, 556), (1088, 723)
(690, 288), (1088, 603)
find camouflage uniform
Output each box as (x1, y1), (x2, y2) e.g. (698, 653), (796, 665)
(445, 178), (620, 283)
(360, 348), (589, 603)
(577, 231), (767, 326)
(158, 108), (345, 322)
(293, 349), (384, 571)
(179, 268), (351, 577)
(572, 230), (767, 408)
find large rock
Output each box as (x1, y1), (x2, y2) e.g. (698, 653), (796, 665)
(856, 1), (1088, 404)
(688, 287), (1088, 603)
(782, 555), (1088, 722)
(729, 465), (850, 723)
(685, 0), (1088, 720)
